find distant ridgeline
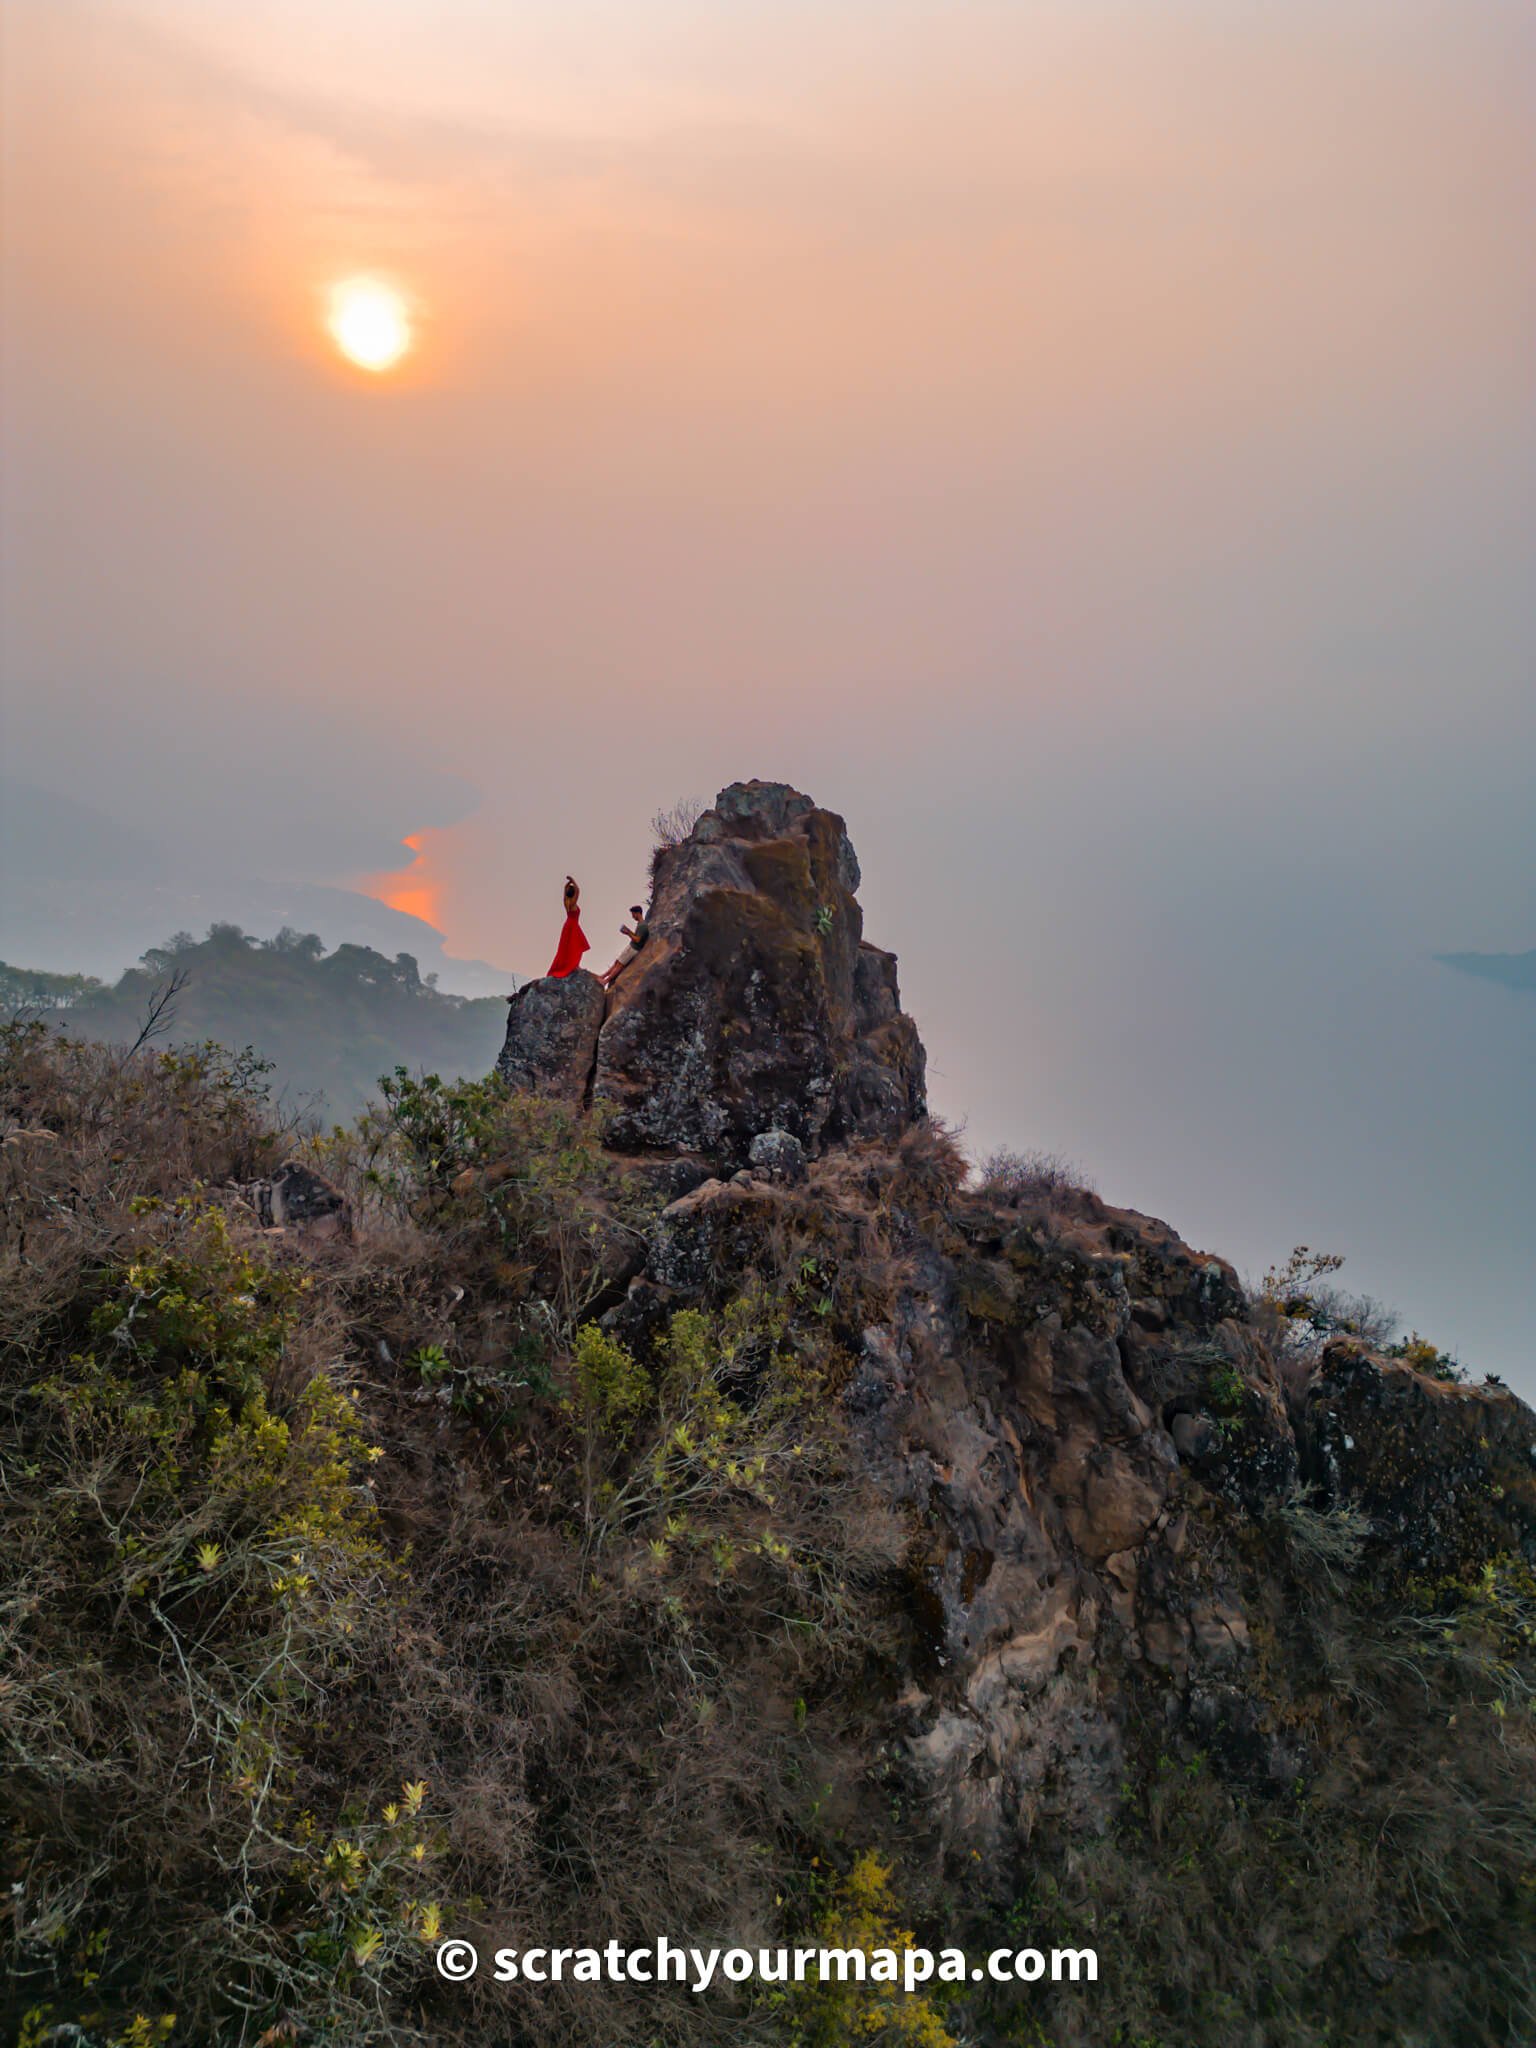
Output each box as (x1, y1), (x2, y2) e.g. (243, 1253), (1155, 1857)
(6, 925), (506, 1118)
(1437, 947), (1536, 994)
(0, 961), (106, 1010)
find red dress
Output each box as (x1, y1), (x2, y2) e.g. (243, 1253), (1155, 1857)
(548, 885), (589, 977)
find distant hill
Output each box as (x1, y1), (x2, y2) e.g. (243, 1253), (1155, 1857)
(26, 926), (508, 1119)
(1437, 948), (1536, 995)
(0, 777), (510, 996)
(0, 961), (105, 1010)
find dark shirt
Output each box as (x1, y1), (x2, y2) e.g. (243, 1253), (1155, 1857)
(631, 920), (650, 950)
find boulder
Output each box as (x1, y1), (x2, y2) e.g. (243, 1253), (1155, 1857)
(748, 1127), (808, 1184)
(645, 1176), (780, 1295)
(496, 971), (605, 1102)
(239, 1161), (350, 1239)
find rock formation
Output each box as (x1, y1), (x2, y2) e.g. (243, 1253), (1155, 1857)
(235, 1159), (351, 1239)
(612, 1152), (1536, 1868)
(492, 777), (1536, 1970)
(497, 781), (926, 1167)
(16, 782), (1536, 2048)
(1301, 1338), (1536, 1577)
(495, 971), (605, 1105)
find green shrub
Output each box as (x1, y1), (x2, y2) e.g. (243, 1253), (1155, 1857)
(2, 1214), (444, 2041)
(1384, 1329), (1466, 1383)
(2, 1029), (910, 2046)
(0, 1039), (442, 2044)
(571, 1321), (652, 1438)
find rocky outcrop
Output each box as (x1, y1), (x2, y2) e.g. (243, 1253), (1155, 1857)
(601, 1157), (1536, 1868)
(495, 782), (926, 1168)
(493, 777), (1536, 1884)
(495, 971), (605, 1103)
(237, 1160), (351, 1239)
(1300, 1339), (1536, 1577)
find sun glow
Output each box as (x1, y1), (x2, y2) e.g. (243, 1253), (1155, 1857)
(326, 277), (412, 373)
(362, 832), (445, 928)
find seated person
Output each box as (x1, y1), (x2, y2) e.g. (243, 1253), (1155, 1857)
(598, 906), (651, 989)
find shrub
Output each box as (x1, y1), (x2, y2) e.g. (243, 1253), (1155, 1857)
(976, 1147), (1090, 1199)
(1384, 1329), (1466, 1383)
(888, 1118), (968, 1214)
(1268, 1484), (1372, 1586)
(650, 796), (706, 882)
(1, 1197), (440, 2041)
(651, 796), (705, 850)
(782, 1852), (954, 2048)
(1252, 1246), (1400, 1390)
(973, 1148), (1096, 1229)
(2, 1027), (910, 2046)
(566, 1303), (893, 1625)
(315, 1068), (654, 1378)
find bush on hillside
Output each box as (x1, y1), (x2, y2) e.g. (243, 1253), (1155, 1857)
(0, 1026), (911, 2047)
(4, 1022), (1534, 2048)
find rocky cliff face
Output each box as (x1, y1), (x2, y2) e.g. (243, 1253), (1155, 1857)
(497, 782), (1536, 1884)
(485, 783), (1536, 2033)
(497, 781), (926, 1167)
(615, 1156), (1534, 1869)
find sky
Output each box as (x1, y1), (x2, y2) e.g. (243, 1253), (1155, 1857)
(3, 0), (1533, 1382)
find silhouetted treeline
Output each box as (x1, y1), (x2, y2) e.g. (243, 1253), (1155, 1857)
(0, 960), (106, 1010)
(36, 924), (506, 1118)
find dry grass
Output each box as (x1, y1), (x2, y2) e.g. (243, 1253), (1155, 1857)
(649, 797), (706, 884)
(650, 797), (705, 850)
(6, 1024), (1533, 2048)
(0, 1026), (912, 2048)
(972, 1145), (1097, 1221)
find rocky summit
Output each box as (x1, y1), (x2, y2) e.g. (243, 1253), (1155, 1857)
(8, 782), (1536, 2048)
(497, 780), (927, 1166)
(491, 782), (1536, 1902)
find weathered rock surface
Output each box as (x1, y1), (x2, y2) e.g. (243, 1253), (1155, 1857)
(1300, 1338), (1536, 1576)
(604, 1157), (1536, 1868)
(495, 971), (605, 1102)
(747, 1127), (807, 1183)
(238, 1160), (351, 1238)
(495, 781), (926, 1168)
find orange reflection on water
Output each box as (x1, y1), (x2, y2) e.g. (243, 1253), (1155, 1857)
(361, 831), (445, 932)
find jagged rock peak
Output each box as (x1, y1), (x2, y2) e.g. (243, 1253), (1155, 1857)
(496, 780), (927, 1167)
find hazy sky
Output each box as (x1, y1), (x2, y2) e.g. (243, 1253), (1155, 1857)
(3, 1), (1533, 1378)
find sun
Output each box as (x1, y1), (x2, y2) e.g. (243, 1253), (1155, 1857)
(326, 277), (412, 373)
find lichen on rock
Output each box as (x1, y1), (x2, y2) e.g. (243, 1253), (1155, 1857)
(495, 969), (605, 1103)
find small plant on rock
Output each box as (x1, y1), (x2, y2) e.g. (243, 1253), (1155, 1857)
(1385, 1330), (1466, 1384)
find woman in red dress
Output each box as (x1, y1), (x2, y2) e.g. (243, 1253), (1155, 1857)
(547, 875), (590, 978)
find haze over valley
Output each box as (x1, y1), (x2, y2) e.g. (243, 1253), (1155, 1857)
(4, 0), (1532, 1388)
